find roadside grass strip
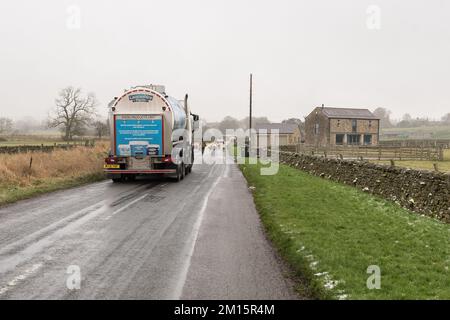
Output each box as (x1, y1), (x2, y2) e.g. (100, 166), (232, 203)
(0, 173), (105, 207)
(240, 162), (450, 299)
(0, 143), (108, 206)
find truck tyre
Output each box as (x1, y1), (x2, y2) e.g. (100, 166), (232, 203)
(112, 177), (123, 183)
(188, 149), (194, 173)
(181, 162), (185, 180)
(175, 164), (182, 182)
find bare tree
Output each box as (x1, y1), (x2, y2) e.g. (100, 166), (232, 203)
(373, 107), (393, 128)
(0, 117), (13, 134)
(218, 116), (240, 133)
(48, 87), (98, 140)
(282, 118), (302, 126)
(442, 113), (450, 124)
(93, 119), (109, 139)
(239, 116), (271, 130)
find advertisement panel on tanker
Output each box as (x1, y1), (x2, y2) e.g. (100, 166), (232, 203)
(115, 114), (163, 157)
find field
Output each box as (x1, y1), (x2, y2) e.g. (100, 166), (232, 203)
(0, 134), (100, 147)
(0, 137), (59, 147)
(0, 142), (108, 206)
(381, 125), (450, 140)
(370, 148), (450, 172)
(240, 162), (450, 299)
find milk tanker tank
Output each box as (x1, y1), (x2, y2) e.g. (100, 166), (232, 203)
(104, 84), (200, 182)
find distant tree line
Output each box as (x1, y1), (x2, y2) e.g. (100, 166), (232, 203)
(204, 116), (304, 136)
(208, 109), (450, 134)
(372, 107), (450, 129)
(0, 117), (13, 134)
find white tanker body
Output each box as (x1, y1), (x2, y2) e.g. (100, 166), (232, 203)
(104, 85), (199, 182)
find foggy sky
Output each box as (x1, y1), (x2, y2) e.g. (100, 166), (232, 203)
(1, 0), (449, 123)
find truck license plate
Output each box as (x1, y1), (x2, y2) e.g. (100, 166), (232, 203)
(104, 164), (120, 169)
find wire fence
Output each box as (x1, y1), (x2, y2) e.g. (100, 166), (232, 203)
(379, 139), (450, 148)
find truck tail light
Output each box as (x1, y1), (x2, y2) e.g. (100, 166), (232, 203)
(163, 156), (172, 163)
(105, 157), (117, 164)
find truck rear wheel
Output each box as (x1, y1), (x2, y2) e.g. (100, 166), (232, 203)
(189, 149), (194, 174)
(181, 163), (185, 180)
(112, 176), (124, 183)
(175, 164), (182, 182)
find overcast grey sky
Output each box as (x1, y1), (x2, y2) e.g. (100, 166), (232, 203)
(0, 0), (449, 123)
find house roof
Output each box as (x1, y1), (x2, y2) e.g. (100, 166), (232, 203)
(319, 107), (379, 119)
(254, 123), (299, 134)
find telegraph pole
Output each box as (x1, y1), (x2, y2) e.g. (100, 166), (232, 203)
(244, 73), (253, 158)
(249, 73), (253, 130)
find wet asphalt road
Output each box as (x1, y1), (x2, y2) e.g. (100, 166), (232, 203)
(0, 152), (298, 299)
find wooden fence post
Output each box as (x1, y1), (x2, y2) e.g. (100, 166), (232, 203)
(28, 156), (33, 179)
(438, 146), (444, 161)
(433, 163), (439, 172)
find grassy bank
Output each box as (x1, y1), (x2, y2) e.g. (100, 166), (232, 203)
(240, 162), (450, 299)
(0, 143), (107, 206)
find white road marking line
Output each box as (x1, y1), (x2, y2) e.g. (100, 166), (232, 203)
(0, 263), (43, 296)
(172, 168), (223, 299)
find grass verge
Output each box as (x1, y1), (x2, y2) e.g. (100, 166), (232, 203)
(0, 173), (105, 207)
(240, 162), (450, 299)
(0, 142), (108, 207)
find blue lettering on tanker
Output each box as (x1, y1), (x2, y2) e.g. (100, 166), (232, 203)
(128, 94), (153, 102)
(115, 117), (163, 156)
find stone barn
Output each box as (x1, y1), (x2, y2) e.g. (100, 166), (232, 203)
(255, 123), (301, 146)
(304, 106), (380, 146)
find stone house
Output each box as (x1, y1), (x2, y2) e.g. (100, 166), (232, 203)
(304, 106), (380, 146)
(255, 123), (301, 146)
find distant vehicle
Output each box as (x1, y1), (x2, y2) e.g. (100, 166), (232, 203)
(104, 85), (200, 182)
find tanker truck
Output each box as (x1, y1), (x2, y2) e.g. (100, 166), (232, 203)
(104, 85), (200, 182)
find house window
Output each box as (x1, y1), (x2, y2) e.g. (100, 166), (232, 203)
(347, 134), (360, 145)
(369, 120), (372, 129)
(352, 119), (357, 132)
(364, 134), (372, 145)
(314, 123), (319, 135)
(337, 120), (340, 127)
(336, 134), (344, 145)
